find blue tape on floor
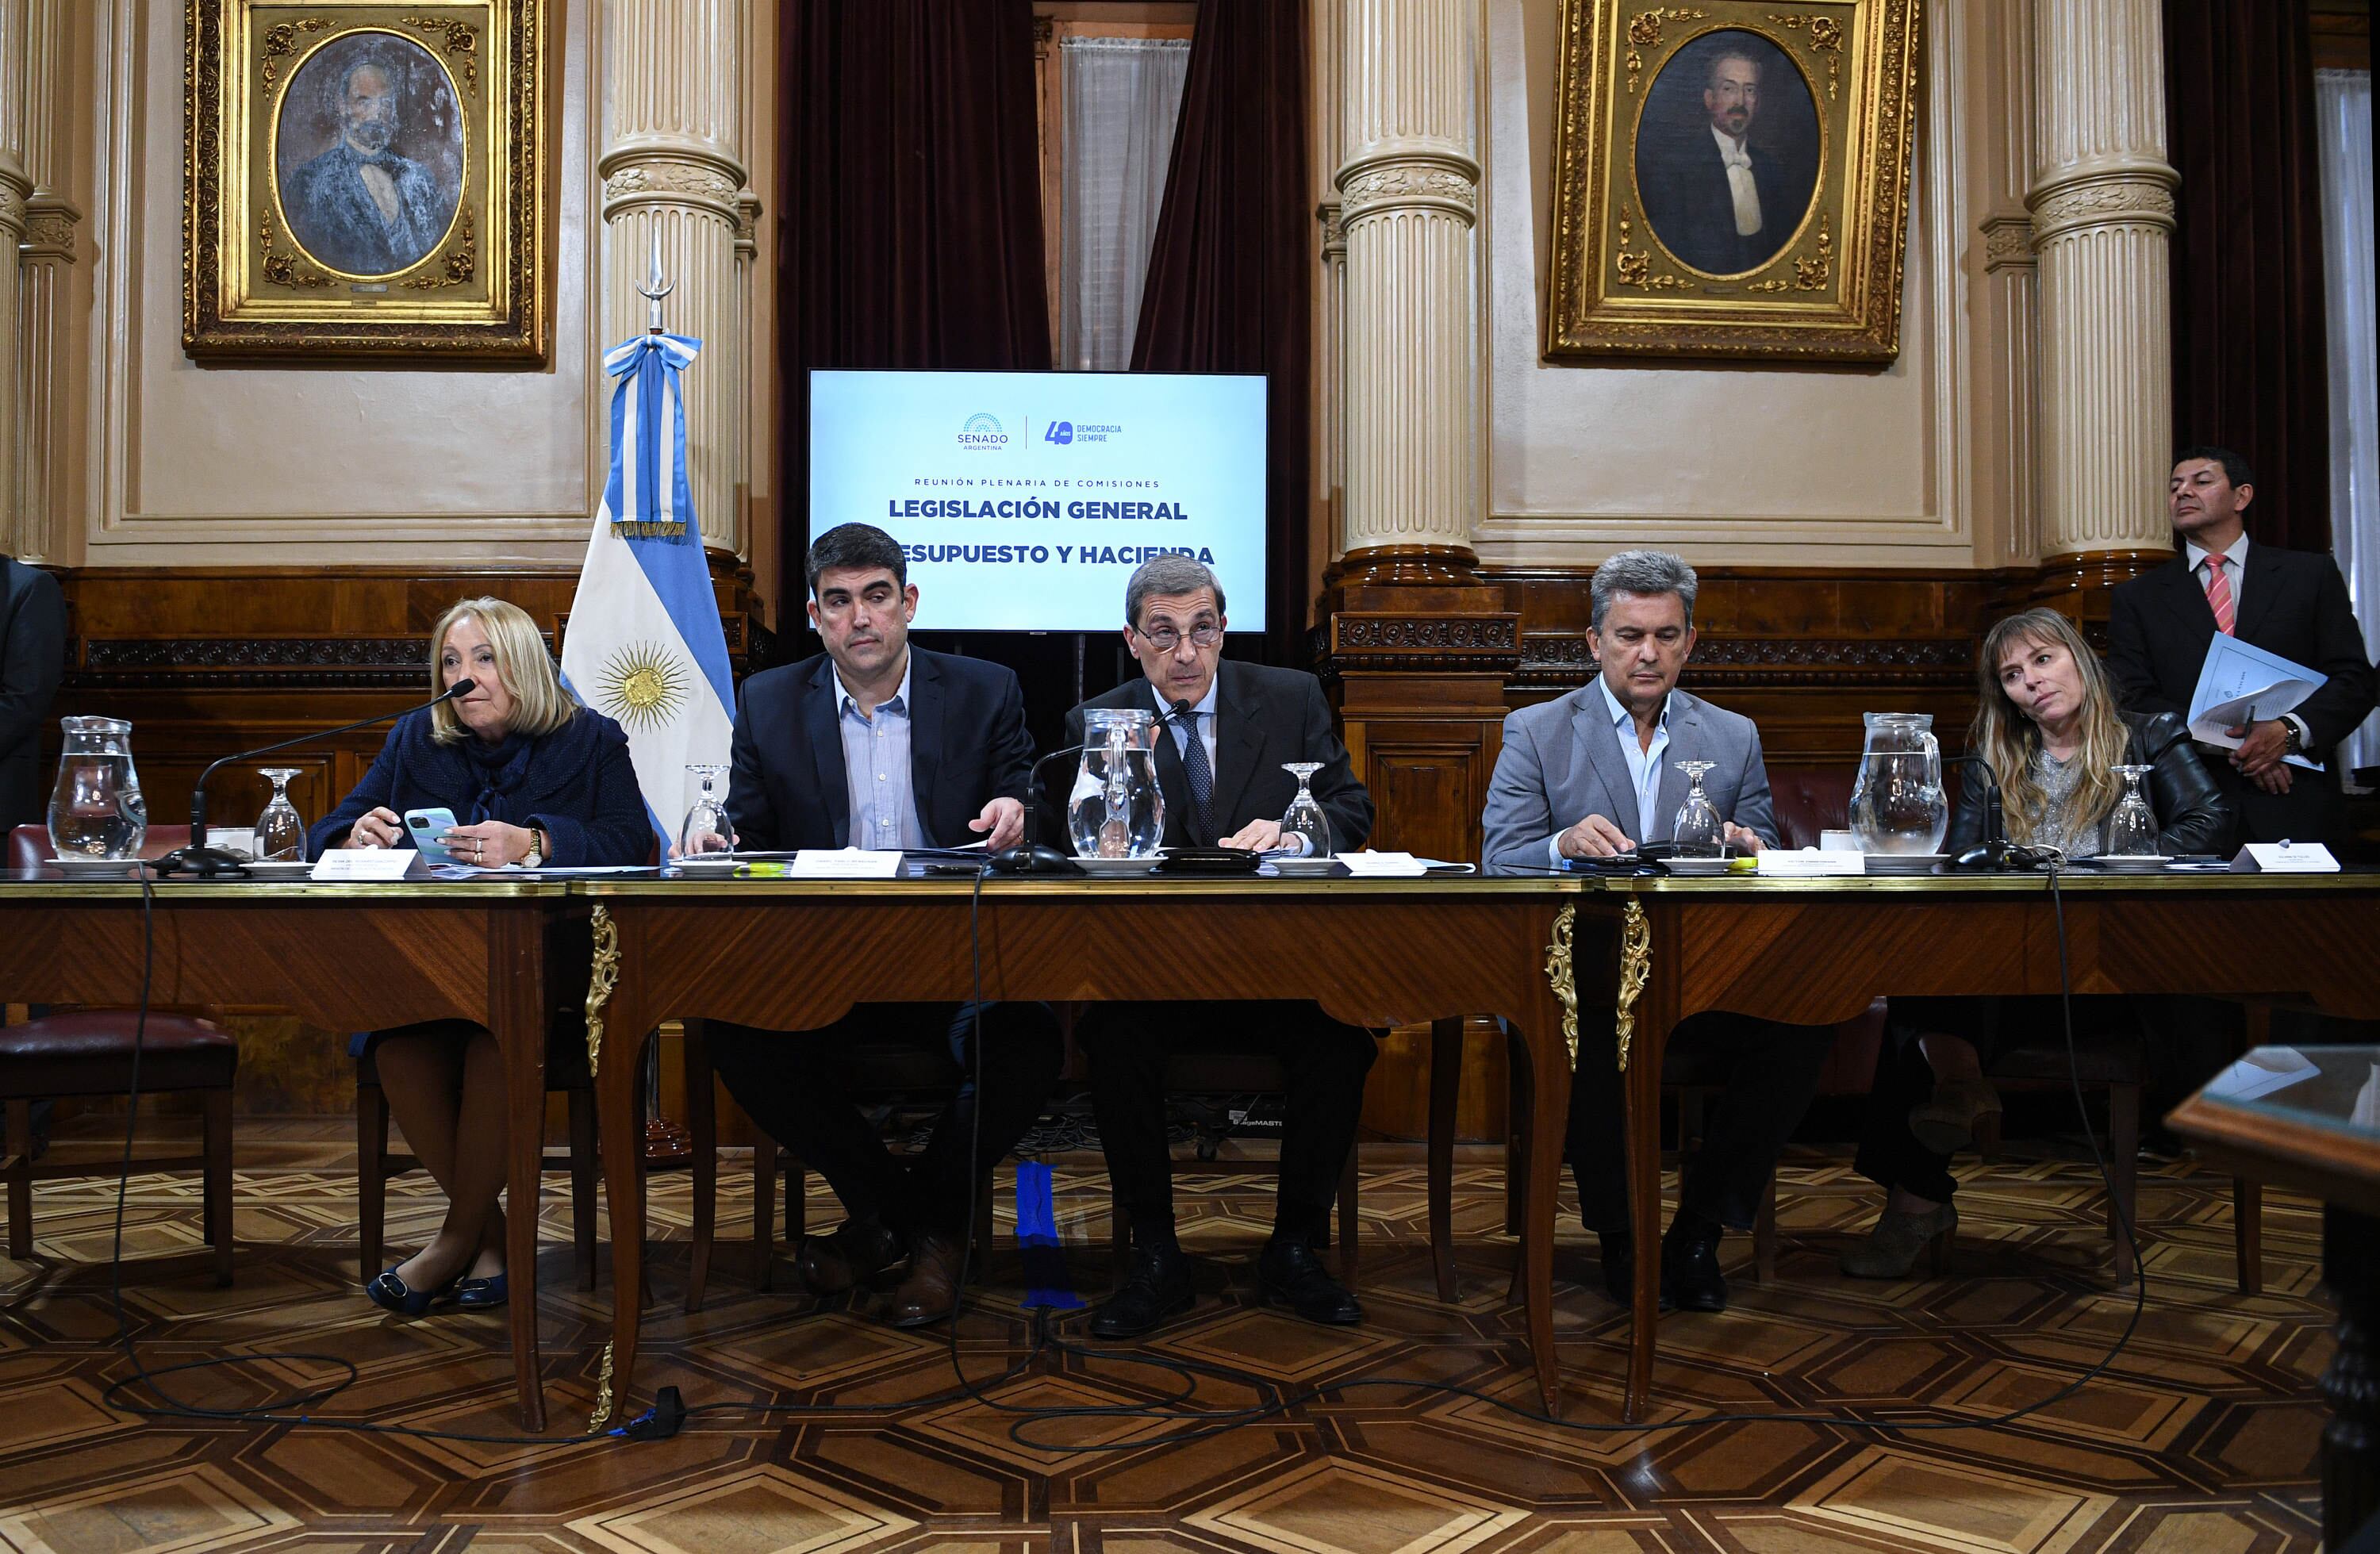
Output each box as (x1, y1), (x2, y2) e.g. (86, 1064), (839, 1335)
(1015, 1161), (1083, 1310)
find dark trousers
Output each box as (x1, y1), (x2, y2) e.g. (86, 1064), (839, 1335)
(1853, 993), (2136, 1205)
(1079, 1000), (1377, 1243)
(709, 1001), (1064, 1239)
(1569, 1011), (1835, 1234)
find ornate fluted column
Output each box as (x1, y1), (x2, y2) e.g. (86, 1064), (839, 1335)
(599, 0), (751, 558)
(2027, 0), (2176, 566)
(1334, 0), (1483, 583)
(13, 0), (77, 566)
(0, 0), (33, 558)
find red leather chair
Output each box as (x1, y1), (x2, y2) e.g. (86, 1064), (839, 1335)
(5, 825), (237, 1286)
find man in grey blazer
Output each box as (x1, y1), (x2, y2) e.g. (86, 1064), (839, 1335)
(1483, 550), (1833, 1312)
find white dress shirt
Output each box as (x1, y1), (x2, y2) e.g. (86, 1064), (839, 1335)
(2182, 533), (2313, 749)
(1549, 675), (1674, 866)
(1712, 124), (1762, 236)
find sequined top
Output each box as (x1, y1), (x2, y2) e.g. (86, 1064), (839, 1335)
(2022, 748), (2101, 858)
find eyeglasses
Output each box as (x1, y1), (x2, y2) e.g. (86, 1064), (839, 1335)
(1134, 621), (1222, 653)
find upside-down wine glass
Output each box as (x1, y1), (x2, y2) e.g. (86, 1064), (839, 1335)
(2105, 764), (2159, 858)
(255, 767), (306, 861)
(1279, 762), (1331, 858)
(1672, 760), (1726, 858)
(681, 764), (734, 854)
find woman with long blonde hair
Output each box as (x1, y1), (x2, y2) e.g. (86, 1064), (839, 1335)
(1839, 608), (2230, 1278)
(310, 597), (650, 1314)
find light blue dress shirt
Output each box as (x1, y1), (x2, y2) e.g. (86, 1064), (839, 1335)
(839, 655), (923, 850)
(1549, 675), (1672, 866)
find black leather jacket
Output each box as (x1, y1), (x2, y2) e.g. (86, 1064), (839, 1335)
(1948, 710), (2232, 857)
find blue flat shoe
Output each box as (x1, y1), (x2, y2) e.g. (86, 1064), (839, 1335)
(448, 1273), (508, 1310)
(365, 1265), (459, 1316)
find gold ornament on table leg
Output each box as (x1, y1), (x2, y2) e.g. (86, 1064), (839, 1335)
(1543, 903), (1580, 1067)
(584, 902), (619, 1079)
(1613, 899), (1650, 1072)
(589, 1340), (616, 1431)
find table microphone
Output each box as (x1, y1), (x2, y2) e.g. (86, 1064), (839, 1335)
(988, 699), (1190, 877)
(1944, 750), (2040, 872)
(153, 679), (476, 878)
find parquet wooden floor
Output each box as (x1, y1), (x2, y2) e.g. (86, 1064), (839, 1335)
(0, 1120), (2336, 1553)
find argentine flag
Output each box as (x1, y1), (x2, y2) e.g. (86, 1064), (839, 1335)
(561, 332), (737, 850)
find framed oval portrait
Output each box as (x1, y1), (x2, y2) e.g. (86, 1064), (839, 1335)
(1542, 0), (1921, 363)
(1631, 29), (1823, 278)
(185, 0), (549, 363)
(272, 29), (466, 278)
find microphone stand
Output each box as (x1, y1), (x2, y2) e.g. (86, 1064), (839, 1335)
(154, 681), (474, 878)
(1946, 750), (2034, 872)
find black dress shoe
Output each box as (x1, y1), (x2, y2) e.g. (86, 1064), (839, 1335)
(1091, 1241), (1196, 1337)
(1257, 1238), (1363, 1326)
(1597, 1232), (1634, 1307)
(1660, 1226), (1728, 1313)
(795, 1219), (906, 1296)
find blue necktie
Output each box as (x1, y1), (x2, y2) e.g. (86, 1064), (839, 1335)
(1180, 711), (1215, 845)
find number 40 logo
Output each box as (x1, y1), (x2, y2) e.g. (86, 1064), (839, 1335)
(1044, 421), (1074, 446)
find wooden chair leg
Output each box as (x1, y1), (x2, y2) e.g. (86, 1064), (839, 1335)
(203, 1088), (235, 1287)
(972, 1165), (997, 1283)
(786, 1153), (805, 1242)
(2234, 1176), (2264, 1296)
(356, 1082), (387, 1282)
(1336, 1138), (1361, 1283)
(1504, 1030), (1527, 1237)
(1752, 1175), (1779, 1285)
(751, 1124), (777, 1292)
(567, 1088), (598, 1292)
(8, 1098), (35, 1260)
(683, 1021), (716, 1313)
(1427, 1016), (1461, 1303)
(2108, 1083), (2140, 1287)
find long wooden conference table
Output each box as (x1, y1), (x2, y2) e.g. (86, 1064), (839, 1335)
(6, 866), (2378, 1436)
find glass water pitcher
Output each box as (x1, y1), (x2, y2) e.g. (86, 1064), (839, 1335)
(1848, 711), (1948, 855)
(1067, 708), (1167, 858)
(49, 716), (149, 860)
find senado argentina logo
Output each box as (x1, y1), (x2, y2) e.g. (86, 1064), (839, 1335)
(957, 412), (1009, 450)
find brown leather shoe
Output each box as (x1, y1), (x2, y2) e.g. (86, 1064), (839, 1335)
(886, 1230), (965, 1329)
(795, 1218), (905, 1296)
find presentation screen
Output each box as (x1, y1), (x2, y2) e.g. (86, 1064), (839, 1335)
(808, 368), (1269, 633)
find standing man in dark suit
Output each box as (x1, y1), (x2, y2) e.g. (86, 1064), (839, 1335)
(2107, 447), (2376, 848)
(1061, 555), (1377, 1337)
(1637, 44), (1809, 275)
(1482, 550), (1835, 1313)
(2, 555), (66, 831)
(693, 523), (1064, 1328)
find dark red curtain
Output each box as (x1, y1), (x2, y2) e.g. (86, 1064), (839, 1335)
(1130, 0), (1311, 666)
(777, 0), (1052, 623)
(2163, 0), (2331, 549)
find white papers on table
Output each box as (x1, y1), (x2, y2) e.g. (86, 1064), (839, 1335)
(1756, 849), (1866, 877)
(2187, 634), (2323, 769)
(2206, 1046), (2317, 1101)
(789, 848), (905, 878)
(1336, 850), (1427, 877)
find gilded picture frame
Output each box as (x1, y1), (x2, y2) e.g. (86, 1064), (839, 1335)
(184, 0), (548, 362)
(1544, 0), (1921, 363)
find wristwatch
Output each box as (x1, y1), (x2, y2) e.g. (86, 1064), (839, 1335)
(2281, 719), (2307, 756)
(524, 827), (546, 869)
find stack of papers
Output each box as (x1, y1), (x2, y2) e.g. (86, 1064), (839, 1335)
(2188, 635), (2323, 771)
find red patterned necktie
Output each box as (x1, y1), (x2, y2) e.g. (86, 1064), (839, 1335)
(2204, 554), (2236, 635)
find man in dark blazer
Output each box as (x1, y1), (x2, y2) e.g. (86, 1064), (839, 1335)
(1637, 45), (1809, 275)
(1483, 550), (1834, 1314)
(1061, 555), (1377, 1337)
(2, 555), (66, 831)
(2107, 447), (2376, 849)
(699, 523), (1063, 1328)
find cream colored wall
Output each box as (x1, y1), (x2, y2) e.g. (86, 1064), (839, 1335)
(1475, 0), (2037, 570)
(48, 0), (601, 567)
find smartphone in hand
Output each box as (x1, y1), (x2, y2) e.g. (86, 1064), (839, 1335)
(403, 807), (462, 865)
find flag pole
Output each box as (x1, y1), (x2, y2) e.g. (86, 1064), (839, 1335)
(631, 221), (696, 1172)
